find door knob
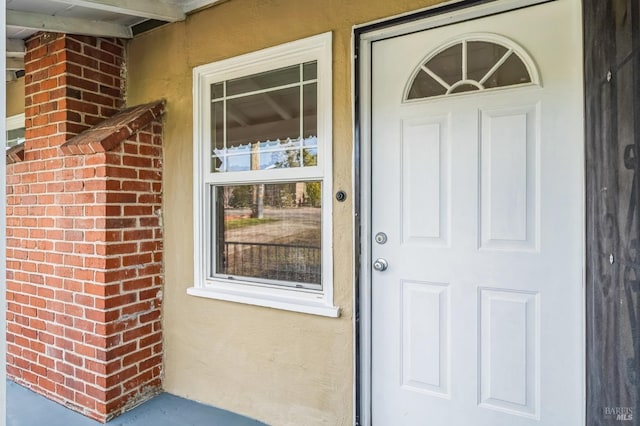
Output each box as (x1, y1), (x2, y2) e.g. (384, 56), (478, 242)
(373, 258), (388, 272)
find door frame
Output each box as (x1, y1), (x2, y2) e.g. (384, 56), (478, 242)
(353, 1), (583, 424)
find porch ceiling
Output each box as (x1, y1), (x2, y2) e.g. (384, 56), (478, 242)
(5, 0), (225, 81)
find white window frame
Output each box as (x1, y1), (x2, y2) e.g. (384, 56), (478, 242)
(6, 113), (25, 148)
(189, 32), (338, 318)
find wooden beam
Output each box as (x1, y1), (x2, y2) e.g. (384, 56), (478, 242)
(6, 58), (24, 71)
(6, 38), (25, 57)
(227, 109), (250, 127)
(7, 10), (133, 39)
(261, 92), (293, 120)
(48, 0), (185, 22)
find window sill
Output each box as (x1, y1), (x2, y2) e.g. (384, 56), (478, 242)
(187, 284), (340, 318)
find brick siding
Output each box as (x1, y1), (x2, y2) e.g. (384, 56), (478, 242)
(6, 32), (164, 422)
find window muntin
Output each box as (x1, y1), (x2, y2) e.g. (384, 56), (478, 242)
(406, 36), (536, 100)
(211, 63), (317, 173)
(192, 32), (336, 316)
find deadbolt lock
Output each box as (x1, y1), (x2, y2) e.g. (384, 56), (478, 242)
(375, 232), (387, 244)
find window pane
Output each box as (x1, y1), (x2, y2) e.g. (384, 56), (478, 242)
(483, 52), (532, 88)
(226, 87), (300, 144)
(211, 101), (224, 172)
(303, 136), (318, 167)
(210, 61), (321, 173)
(215, 87), (302, 172)
(211, 82), (224, 100)
(226, 65), (300, 96)
(466, 41), (508, 83)
(425, 43), (462, 86)
(407, 69), (447, 99)
(406, 40), (533, 100)
(303, 82), (317, 138)
(213, 182), (322, 287)
(6, 127), (25, 148)
(303, 61), (317, 80)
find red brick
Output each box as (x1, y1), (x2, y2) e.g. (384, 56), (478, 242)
(56, 360), (74, 376)
(47, 369), (64, 384)
(56, 383), (75, 402)
(75, 343), (96, 359)
(8, 32), (162, 420)
(85, 384), (105, 401)
(64, 352), (84, 368)
(105, 365), (137, 388)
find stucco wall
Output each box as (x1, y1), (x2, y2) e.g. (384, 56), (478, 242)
(126, 1), (441, 424)
(7, 77), (24, 118)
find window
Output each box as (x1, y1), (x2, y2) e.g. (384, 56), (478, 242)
(6, 113), (25, 149)
(406, 35), (538, 100)
(189, 33), (338, 317)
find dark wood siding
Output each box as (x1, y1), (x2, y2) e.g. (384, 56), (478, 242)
(586, 0), (640, 424)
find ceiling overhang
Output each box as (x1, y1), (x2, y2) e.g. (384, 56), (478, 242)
(8, 9), (134, 38)
(46, 0), (186, 22)
(5, 0), (225, 80)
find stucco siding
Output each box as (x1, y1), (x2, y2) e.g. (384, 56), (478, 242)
(126, 1), (442, 424)
(7, 77), (24, 118)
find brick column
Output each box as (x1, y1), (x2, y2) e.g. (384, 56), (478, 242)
(6, 32), (164, 422)
(23, 33), (123, 157)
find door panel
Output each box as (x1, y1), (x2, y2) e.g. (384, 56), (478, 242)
(401, 280), (450, 397)
(479, 105), (538, 250)
(401, 116), (450, 245)
(479, 288), (538, 417)
(370, 1), (583, 425)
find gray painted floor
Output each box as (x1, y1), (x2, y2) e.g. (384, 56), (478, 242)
(7, 381), (267, 426)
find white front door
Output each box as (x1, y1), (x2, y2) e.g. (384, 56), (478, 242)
(370, 1), (583, 425)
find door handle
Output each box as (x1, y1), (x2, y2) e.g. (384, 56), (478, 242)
(373, 258), (388, 272)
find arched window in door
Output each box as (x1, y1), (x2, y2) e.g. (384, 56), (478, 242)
(405, 34), (539, 100)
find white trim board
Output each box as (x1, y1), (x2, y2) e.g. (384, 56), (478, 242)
(190, 32), (338, 318)
(6, 113), (24, 130)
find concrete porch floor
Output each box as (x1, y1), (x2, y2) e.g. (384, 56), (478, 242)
(6, 381), (267, 426)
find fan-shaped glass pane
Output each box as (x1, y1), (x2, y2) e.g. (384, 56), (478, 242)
(406, 38), (534, 100)
(407, 69), (447, 99)
(427, 43), (462, 86)
(483, 52), (532, 89)
(467, 41), (508, 82)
